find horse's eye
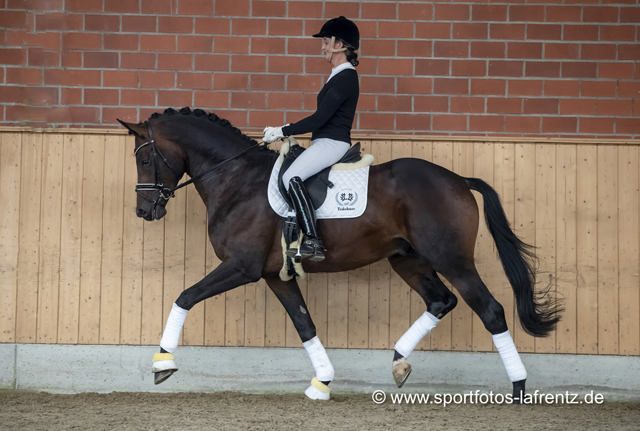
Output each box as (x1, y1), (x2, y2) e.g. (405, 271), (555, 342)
(141, 159), (150, 167)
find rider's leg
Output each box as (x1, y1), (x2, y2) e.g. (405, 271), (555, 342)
(282, 138), (350, 190)
(287, 176), (325, 261)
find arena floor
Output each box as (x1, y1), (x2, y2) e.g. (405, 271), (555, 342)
(1, 391), (639, 430)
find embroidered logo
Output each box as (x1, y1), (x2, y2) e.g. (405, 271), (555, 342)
(335, 188), (358, 211)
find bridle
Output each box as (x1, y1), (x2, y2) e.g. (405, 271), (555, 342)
(134, 121), (261, 215)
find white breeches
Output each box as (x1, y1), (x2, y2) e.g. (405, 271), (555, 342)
(282, 138), (351, 191)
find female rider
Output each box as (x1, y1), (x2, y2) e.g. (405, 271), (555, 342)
(263, 16), (360, 262)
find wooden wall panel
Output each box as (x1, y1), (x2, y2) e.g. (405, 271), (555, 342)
(1, 129), (638, 358)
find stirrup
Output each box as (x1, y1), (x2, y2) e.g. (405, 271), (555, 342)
(286, 238), (325, 262)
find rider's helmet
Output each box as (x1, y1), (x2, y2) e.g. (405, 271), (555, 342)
(312, 16), (360, 50)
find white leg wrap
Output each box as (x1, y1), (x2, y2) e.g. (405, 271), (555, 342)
(394, 311), (440, 358)
(159, 303), (188, 353)
(303, 336), (334, 382)
(493, 330), (527, 382)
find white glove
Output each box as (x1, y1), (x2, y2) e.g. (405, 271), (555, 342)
(263, 125), (285, 143)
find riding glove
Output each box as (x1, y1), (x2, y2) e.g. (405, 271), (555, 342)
(263, 125), (287, 143)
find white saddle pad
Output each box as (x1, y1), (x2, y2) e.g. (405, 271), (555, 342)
(267, 138), (373, 219)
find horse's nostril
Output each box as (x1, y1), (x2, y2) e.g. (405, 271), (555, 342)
(136, 208), (147, 218)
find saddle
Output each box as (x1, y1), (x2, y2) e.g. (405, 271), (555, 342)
(277, 142), (363, 208)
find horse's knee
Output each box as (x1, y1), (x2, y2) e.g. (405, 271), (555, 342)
(428, 287), (458, 319)
(480, 300), (508, 334)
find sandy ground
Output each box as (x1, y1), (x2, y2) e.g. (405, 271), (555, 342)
(1, 391), (639, 430)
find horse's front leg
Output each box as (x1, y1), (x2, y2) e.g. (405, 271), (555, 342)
(265, 276), (334, 401)
(152, 259), (261, 384)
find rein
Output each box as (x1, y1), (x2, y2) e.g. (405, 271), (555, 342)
(134, 121), (261, 206)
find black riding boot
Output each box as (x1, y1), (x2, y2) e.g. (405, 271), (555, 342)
(286, 176), (325, 262)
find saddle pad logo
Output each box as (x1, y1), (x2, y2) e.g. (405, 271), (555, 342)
(336, 188), (358, 211)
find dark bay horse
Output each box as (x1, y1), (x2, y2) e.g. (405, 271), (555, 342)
(119, 107), (560, 402)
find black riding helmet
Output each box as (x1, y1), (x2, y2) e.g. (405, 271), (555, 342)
(312, 16), (359, 50)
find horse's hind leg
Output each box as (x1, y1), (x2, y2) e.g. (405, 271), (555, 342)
(388, 253), (458, 388)
(265, 276), (334, 401)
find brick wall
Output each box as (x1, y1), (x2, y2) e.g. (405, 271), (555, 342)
(1, 1), (638, 138)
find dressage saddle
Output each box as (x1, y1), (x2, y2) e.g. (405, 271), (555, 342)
(277, 142), (363, 208)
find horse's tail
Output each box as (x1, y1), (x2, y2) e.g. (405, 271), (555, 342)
(465, 177), (562, 337)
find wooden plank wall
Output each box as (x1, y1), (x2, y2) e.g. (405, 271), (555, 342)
(0, 129), (639, 357)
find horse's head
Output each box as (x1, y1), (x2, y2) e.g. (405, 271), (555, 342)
(118, 118), (187, 221)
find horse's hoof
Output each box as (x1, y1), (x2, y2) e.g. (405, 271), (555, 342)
(512, 379), (526, 405)
(304, 377), (331, 401)
(154, 369), (176, 385)
(392, 358), (412, 388)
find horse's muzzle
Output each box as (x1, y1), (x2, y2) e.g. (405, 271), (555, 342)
(136, 205), (167, 221)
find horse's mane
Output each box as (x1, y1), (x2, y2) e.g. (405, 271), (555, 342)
(147, 107), (277, 154)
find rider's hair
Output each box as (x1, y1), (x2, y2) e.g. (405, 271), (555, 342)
(337, 38), (359, 67)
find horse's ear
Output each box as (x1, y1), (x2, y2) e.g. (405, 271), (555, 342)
(117, 119), (147, 139)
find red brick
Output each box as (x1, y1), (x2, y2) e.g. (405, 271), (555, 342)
(5, 67), (41, 85)
(452, 23), (488, 40)
(545, 43), (579, 60)
(230, 92), (265, 109)
(304, 56), (330, 74)
(289, 38), (323, 55)
(397, 77), (432, 95)
(434, 4), (469, 21)
(450, 96), (484, 113)
(620, 7), (640, 23)
(0, 48), (26, 65)
(0, 11), (27, 29)
(564, 25), (598, 41)
(268, 56), (302, 73)
(508, 80), (542, 96)
(470, 42), (505, 58)
(0, 86), (57, 105)
(268, 19), (303, 36)
(358, 95), (377, 112)
(85, 88), (118, 105)
(452, 60), (486, 77)
(361, 2), (397, 20)
(635, 101), (640, 117)
(355, 21), (377, 39)
(104, 34), (138, 51)
(45, 69), (101, 86)
(178, 0), (214, 16)
(487, 97), (521, 114)
(560, 99), (595, 115)
(415, 22), (450, 39)
(379, 58), (413, 76)
(600, 25), (635, 42)
(195, 18), (231, 35)
(253, 1), (286, 17)
(121, 52), (155, 70)
(619, 45), (640, 60)
(399, 3), (432, 21)
(178, 35), (213, 52)
(414, 96), (449, 112)
(288, 1), (322, 18)
(251, 37), (285, 54)
(617, 119), (640, 135)
(505, 116), (540, 134)
(397, 41), (431, 58)
(6, 31), (59, 51)
(579, 117), (614, 134)
(469, 115), (504, 132)
(287, 75), (322, 92)
(28, 48), (59, 67)
(542, 117), (577, 134)
(562, 62), (597, 78)
(581, 81), (616, 97)
(544, 80), (580, 97)
(433, 115), (467, 131)
(599, 62), (634, 79)
(139, 71), (175, 88)
(157, 53), (192, 71)
(523, 98), (558, 114)
(250, 74), (284, 91)
(415, 59), (450, 76)
(581, 44), (616, 60)
(396, 114), (431, 131)
(507, 42), (541, 59)
(61, 51), (82, 68)
(525, 62), (560, 78)
(488, 60), (524, 78)
(141, 0), (177, 14)
(231, 55), (265, 72)
(509, 6), (544, 22)
(473, 5), (507, 22)
(84, 51), (118, 69)
(122, 16), (156, 32)
(249, 110), (285, 128)
(103, 70), (138, 88)
(140, 35), (176, 52)
(104, 0), (139, 13)
(194, 90), (229, 108)
(357, 57), (377, 75)
(267, 92), (302, 110)
(527, 24), (561, 41)
(583, 7), (618, 23)
(596, 99), (633, 116)
(159, 16), (194, 34)
(157, 90), (192, 107)
(546, 6), (581, 22)
(434, 41), (468, 58)
(378, 95), (412, 112)
(490, 24), (524, 40)
(215, 36), (249, 53)
(471, 79), (505, 95)
(61, 87), (82, 105)
(215, 0), (249, 16)
(359, 112), (395, 130)
(379, 21), (413, 39)
(66, 0), (102, 11)
(231, 18), (266, 36)
(50, 106), (100, 124)
(623, 82), (640, 99)
(103, 107), (137, 125)
(63, 32), (101, 50)
(195, 54), (229, 71)
(434, 78), (468, 95)
(361, 76), (394, 94)
(85, 14), (120, 32)
(177, 72), (212, 89)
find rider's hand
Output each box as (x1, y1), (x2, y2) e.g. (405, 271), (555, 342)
(263, 126), (285, 143)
